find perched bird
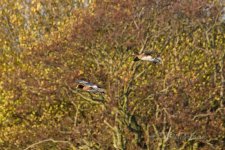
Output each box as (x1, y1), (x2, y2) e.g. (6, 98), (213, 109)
(133, 51), (162, 64)
(76, 80), (105, 93)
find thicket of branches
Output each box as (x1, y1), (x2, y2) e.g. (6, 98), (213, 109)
(0, 0), (224, 149)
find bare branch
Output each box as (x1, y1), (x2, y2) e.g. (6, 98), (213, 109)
(24, 138), (76, 150)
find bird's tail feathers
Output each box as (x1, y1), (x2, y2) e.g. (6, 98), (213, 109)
(98, 88), (106, 93)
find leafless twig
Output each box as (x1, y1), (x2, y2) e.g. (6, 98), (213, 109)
(24, 138), (75, 150)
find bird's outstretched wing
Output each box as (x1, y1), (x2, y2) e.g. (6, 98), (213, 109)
(76, 80), (96, 87)
(144, 50), (155, 55)
(87, 88), (105, 93)
(144, 50), (161, 56)
(76, 79), (105, 93)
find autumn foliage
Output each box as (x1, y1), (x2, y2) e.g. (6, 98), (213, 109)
(0, 0), (225, 149)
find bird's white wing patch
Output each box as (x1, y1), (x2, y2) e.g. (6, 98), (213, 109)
(141, 55), (154, 61)
(92, 85), (98, 89)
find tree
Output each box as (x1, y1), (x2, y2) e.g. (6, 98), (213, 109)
(0, 0), (224, 149)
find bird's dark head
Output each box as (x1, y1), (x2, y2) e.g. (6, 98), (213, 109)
(76, 84), (84, 89)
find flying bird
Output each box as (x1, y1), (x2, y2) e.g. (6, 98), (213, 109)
(133, 51), (162, 64)
(76, 80), (105, 94)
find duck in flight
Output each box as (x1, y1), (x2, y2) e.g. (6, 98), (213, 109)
(133, 51), (162, 64)
(76, 80), (106, 94)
